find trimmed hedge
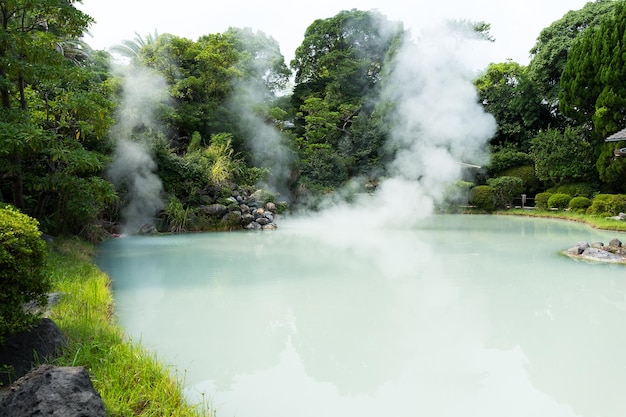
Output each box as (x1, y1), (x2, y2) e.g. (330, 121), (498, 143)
(0, 206), (50, 344)
(568, 196), (592, 212)
(547, 193), (572, 210)
(587, 194), (626, 216)
(470, 185), (495, 212)
(534, 192), (552, 210)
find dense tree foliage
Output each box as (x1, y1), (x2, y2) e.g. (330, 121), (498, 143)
(290, 9), (404, 192)
(560, 1), (626, 191)
(474, 61), (551, 151)
(0, 0), (116, 238)
(5, 2), (626, 237)
(527, 0), (615, 115)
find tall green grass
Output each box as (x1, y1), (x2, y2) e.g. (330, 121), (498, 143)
(47, 238), (213, 417)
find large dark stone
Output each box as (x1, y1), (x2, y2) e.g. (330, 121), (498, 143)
(0, 318), (66, 386)
(0, 365), (106, 417)
(200, 204), (228, 217)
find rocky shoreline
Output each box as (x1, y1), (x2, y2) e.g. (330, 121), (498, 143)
(565, 238), (626, 263)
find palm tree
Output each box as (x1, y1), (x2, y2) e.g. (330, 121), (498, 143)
(110, 29), (160, 59)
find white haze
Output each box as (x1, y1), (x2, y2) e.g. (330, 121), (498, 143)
(107, 65), (169, 234)
(285, 24), (496, 234)
(230, 79), (293, 199)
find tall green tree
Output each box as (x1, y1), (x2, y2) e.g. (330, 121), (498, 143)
(559, 1), (626, 190)
(291, 9), (404, 138)
(528, 0), (615, 117)
(474, 60), (551, 151)
(0, 0), (116, 237)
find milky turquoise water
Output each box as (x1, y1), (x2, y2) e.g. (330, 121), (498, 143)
(96, 215), (626, 417)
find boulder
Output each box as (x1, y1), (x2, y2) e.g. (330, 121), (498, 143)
(581, 247), (625, 262)
(0, 365), (106, 417)
(609, 238), (622, 248)
(0, 318), (66, 386)
(245, 221), (262, 230)
(566, 241), (589, 256)
(200, 204), (228, 217)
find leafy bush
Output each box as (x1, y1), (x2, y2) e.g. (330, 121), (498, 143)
(547, 193), (572, 210)
(486, 176), (524, 208)
(587, 194), (626, 216)
(568, 196), (592, 212)
(487, 146), (534, 175)
(0, 206), (50, 344)
(548, 183), (595, 198)
(500, 165), (541, 195)
(534, 192), (552, 210)
(470, 185), (495, 212)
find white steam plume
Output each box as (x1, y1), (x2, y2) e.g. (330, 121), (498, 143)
(107, 65), (169, 233)
(286, 22), (496, 232)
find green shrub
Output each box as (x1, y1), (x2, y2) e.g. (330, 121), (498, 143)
(547, 193), (572, 210)
(487, 176), (524, 208)
(534, 192), (553, 210)
(500, 165), (541, 195)
(550, 183), (595, 198)
(470, 185), (495, 212)
(587, 194), (626, 216)
(0, 206), (50, 344)
(568, 196), (592, 212)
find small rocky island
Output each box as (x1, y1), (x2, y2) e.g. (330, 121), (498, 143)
(565, 238), (626, 263)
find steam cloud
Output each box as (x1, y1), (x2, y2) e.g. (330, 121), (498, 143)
(107, 65), (169, 234)
(286, 22), (496, 232)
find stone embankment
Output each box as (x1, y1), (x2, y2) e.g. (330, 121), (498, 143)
(174, 188), (286, 232)
(565, 238), (626, 263)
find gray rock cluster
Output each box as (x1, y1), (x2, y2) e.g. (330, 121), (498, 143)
(0, 365), (106, 417)
(198, 189), (283, 230)
(565, 238), (626, 263)
(0, 318), (105, 416)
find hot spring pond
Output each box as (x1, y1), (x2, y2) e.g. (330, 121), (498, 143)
(96, 215), (626, 417)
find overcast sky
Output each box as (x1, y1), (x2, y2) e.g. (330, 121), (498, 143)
(78, 0), (591, 68)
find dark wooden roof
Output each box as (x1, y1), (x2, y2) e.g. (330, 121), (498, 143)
(605, 127), (626, 142)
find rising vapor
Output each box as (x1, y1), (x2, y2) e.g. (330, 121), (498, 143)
(107, 65), (169, 234)
(285, 22), (496, 233)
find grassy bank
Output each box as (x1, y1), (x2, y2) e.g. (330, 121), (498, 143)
(498, 209), (626, 232)
(47, 238), (212, 417)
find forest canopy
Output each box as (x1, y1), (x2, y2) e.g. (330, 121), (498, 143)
(1, 1), (625, 239)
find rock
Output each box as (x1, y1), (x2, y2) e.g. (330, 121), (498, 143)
(590, 241), (604, 249)
(262, 223), (278, 230)
(200, 204), (228, 217)
(566, 241), (589, 255)
(609, 238), (622, 248)
(241, 213), (255, 225)
(581, 247), (625, 262)
(222, 211), (242, 224)
(265, 202), (277, 212)
(245, 221), (262, 230)
(0, 318), (66, 386)
(256, 217), (270, 226)
(0, 365), (106, 417)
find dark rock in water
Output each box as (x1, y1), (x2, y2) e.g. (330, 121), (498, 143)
(245, 221), (262, 230)
(0, 318), (66, 386)
(241, 213), (255, 225)
(581, 247), (624, 262)
(566, 242), (589, 255)
(256, 217), (270, 226)
(609, 238), (622, 248)
(0, 365), (106, 417)
(200, 204), (228, 216)
(222, 211), (242, 224)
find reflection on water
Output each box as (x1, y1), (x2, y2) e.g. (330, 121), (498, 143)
(97, 215), (626, 417)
